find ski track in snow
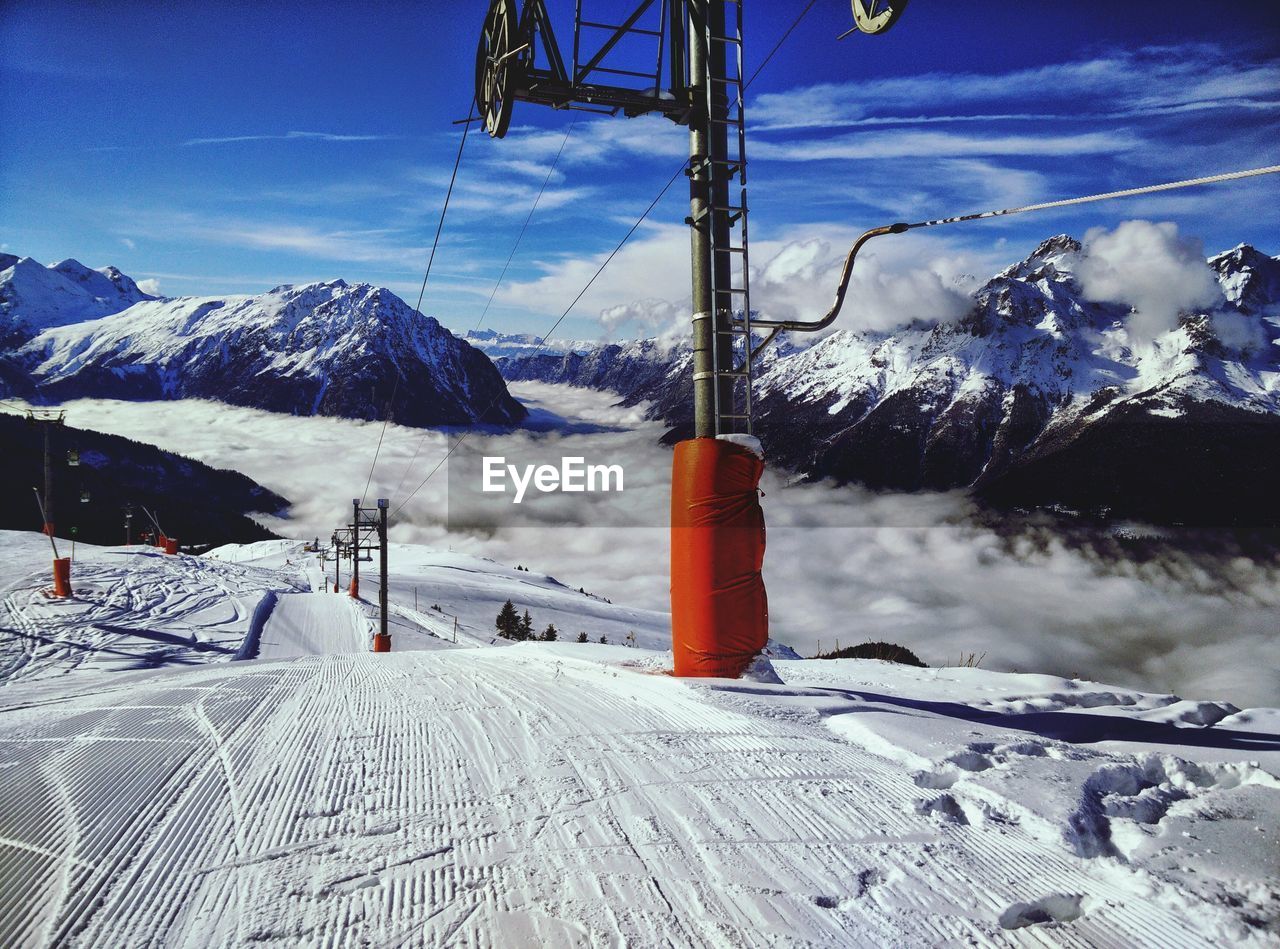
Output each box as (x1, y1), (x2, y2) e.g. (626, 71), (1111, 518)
(0, 647), (1274, 946)
(0, 534), (1276, 946)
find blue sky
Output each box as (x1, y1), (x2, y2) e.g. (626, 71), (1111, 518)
(2, 1), (1278, 341)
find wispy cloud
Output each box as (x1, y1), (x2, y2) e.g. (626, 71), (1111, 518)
(129, 210), (427, 271)
(752, 130), (1140, 163)
(182, 130), (397, 146)
(749, 45), (1280, 132)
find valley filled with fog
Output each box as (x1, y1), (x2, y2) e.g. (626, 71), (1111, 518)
(59, 381), (1280, 708)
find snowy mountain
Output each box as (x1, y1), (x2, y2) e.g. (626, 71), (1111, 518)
(0, 254), (154, 346)
(13, 278), (526, 427)
(496, 237), (1280, 525)
(462, 327), (597, 359)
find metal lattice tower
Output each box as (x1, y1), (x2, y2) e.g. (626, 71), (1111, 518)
(689, 0), (753, 436)
(701, 0), (747, 438)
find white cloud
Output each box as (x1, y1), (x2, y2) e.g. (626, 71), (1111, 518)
(1208, 310), (1269, 354)
(1077, 220), (1224, 343)
(136, 278), (162, 295)
(182, 131), (395, 146)
(55, 390), (1280, 708)
(121, 237), (136, 250)
(491, 115), (688, 166)
(496, 221), (691, 325)
(599, 298), (686, 333)
(131, 211), (428, 271)
(752, 130), (1139, 163)
(749, 46), (1280, 132)
(749, 228), (979, 333)
(496, 221), (1002, 336)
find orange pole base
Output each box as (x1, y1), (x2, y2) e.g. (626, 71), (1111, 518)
(372, 633), (391, 652)
(670, 438), (769, 678)
(163, 537), (179, 555)
(349, 579), (359, 599)
(52, 558), (72, 598)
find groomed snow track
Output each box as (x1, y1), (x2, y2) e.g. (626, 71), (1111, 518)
(0, 648), (1252, 947)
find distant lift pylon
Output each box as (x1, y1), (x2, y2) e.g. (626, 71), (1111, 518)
(474, 1), (907, 677)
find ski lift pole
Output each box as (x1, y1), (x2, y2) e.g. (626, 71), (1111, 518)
(141, 505), (163, 537)
(34, 487), (72, 597)
(373, 499), (391, 652)
(32, 488), (60, 560)
(28, 410), (66, 536)
(43, 419), (54, 536)
(350, 499), (360, 599)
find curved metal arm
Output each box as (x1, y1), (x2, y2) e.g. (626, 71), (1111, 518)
(750, 222), (908, 336)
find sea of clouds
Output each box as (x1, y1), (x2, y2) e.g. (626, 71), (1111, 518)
(55, 381), (1280, 708)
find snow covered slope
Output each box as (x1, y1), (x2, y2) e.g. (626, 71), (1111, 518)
(0, 255), (154, 345)
(208, 539), (672, 651)
(0, 531), (301, 682)
(1, 531), (1278, 944)
(496, 237), (1280, 524)
(0, 628), (1276, 943)
(16, 279), (526, 426)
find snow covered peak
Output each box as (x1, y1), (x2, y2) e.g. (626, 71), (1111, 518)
(21, 277), (525, 426)
(1, 254), (155, 341)
(464, 328), (596, 359)
(1208, 243), (1280, 313)
(996, 234), (1083, 285)
(51, 257), (154, 305)
(1029, 233), (1083, 262)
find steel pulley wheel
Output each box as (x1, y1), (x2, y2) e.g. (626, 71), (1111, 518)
(850, 0), (908, 34)
(475, 0), (519, 139)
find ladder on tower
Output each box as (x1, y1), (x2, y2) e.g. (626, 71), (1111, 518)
(695, 0), (753, 435)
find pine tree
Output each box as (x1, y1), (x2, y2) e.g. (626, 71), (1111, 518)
(541, 623), (558, 642)
(576, 631), (588, 643)
(496, 600), (519, 639)
(519, 609), (534, 642)
(599, 635), (608, 644)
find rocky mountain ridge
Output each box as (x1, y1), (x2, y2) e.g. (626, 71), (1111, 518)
(1, 259), (526, 427)
(481, 236), (1280, 525)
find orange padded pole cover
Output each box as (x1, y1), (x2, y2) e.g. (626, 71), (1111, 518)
(349, 579), (359, 599)
(671, 438), (767, 677)
(52, 558), (72, 598)
(163, 537), (178, 555)
(372, 633), (391, 653)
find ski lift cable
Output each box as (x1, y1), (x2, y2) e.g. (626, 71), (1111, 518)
(472, 117), (577, 334)
(904, 163), (1280, 231)
(388, 3), (823, 519)
(387, 117), (579, 502)
(390, 165), (684, 519)
(360, 108), (477, 507)
(748, 162), (1280, 340)
(746, 0), (819, 88)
